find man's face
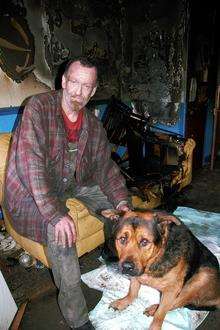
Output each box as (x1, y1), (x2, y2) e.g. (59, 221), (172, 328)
(62, 61), (97, 113)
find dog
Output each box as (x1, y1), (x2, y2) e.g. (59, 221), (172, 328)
(101, 209), (220, 330)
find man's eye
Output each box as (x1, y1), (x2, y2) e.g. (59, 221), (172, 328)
(119, 236), (127, 245)
(69, 80), (78, 86)
(84, 85), (92, 90)
(139, 239), (149, 247)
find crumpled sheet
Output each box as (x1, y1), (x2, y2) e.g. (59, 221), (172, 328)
(81, 207), (220, 330)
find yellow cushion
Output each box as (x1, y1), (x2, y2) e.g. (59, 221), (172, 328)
(66, 198), (104, 239)
(0, 133), (11, 203)
(3, 199), (105, 267)
(0, 132), (161, 268)
(3, 208), (51, 267)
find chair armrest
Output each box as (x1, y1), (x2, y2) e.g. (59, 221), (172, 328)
(66, 198), (90, 234)
(0, 133), (12, 204)
(66, 198), (103, 241)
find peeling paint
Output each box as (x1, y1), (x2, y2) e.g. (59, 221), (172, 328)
(0, 68), (50, 108)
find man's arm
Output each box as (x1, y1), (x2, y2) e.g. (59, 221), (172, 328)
(16, 97), (76, 246)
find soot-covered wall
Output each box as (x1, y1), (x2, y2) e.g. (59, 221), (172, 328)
(0, 0), (188, 124)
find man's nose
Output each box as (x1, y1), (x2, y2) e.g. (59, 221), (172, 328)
(75, 84), (82, 95)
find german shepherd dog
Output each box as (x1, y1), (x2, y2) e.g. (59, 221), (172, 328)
(101, 209), (220, 330)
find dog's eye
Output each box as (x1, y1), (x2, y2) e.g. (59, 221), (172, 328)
(119, 236), (127, 245)
(139, 239), (149, 247)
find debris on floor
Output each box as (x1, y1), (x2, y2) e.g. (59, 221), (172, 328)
(0, 165), (220, 329)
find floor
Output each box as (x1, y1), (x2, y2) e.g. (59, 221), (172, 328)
(1, 164), (220, 329)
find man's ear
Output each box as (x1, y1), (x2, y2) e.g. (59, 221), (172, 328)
(61, 74), (67, 89)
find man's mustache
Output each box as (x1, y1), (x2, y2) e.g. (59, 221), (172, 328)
(72, 100), (81, 111)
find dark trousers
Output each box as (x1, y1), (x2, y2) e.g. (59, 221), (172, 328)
(47, 185), (114, 328)
(47, 224), (88, 328)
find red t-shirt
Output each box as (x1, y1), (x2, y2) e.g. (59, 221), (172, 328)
(62, 109), (84, 142)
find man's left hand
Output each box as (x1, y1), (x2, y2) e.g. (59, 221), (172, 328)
(54, 215), (77, 248)
(117, 204), (130, 212)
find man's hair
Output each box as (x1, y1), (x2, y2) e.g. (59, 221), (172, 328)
(64, 56), (98, 76)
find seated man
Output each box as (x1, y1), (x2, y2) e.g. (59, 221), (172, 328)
(3, 57), (130, 329)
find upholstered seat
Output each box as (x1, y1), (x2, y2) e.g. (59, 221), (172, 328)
(0, 133), (105, 267)
(1, 132), (195, 267)
(0, 133), (162, 267)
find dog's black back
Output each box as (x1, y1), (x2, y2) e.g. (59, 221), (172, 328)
(147, 220), (219, 282)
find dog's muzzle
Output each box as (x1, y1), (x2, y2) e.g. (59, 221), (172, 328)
(121, 260), (140, 276)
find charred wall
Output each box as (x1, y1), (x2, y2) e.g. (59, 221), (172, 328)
(0, 0), (188, 124)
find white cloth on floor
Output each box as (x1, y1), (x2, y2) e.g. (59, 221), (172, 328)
(82, 206), (220, 330)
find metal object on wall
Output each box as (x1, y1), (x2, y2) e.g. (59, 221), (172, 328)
(0, 13), (35, 82)
(0, 1), (50, 107)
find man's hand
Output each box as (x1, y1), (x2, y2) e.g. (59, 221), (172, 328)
(116, 201), (130, 212)
(54, 215), (77, 248)
(117, 204), (130, 212)
(100, 204), (131, 221)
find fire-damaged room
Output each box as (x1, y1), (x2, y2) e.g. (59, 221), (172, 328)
(0, 0), (219, 329)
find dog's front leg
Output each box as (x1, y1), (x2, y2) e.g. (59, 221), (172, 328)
(148, 288), (180, 330)
(109, 277), (141, 311)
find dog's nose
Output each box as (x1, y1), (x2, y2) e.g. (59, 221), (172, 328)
(122, 261), (135, 274)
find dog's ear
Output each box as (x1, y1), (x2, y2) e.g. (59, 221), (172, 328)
(150, 218), (163, 244)
(154, 212), (181, 226)
(153, 212), (181, 241)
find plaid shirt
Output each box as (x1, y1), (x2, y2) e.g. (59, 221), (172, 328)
(4, 90), (129, 244)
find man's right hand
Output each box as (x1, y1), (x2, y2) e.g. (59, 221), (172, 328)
(54, 215), (77, 248)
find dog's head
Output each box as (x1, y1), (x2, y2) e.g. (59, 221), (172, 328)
(101, 209), (181, 277)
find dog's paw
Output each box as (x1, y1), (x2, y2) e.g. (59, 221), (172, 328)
(143, 304), (159, 316)
(109, 298), (129, 311)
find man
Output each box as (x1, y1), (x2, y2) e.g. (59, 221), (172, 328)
(4, 57), (130, 329)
